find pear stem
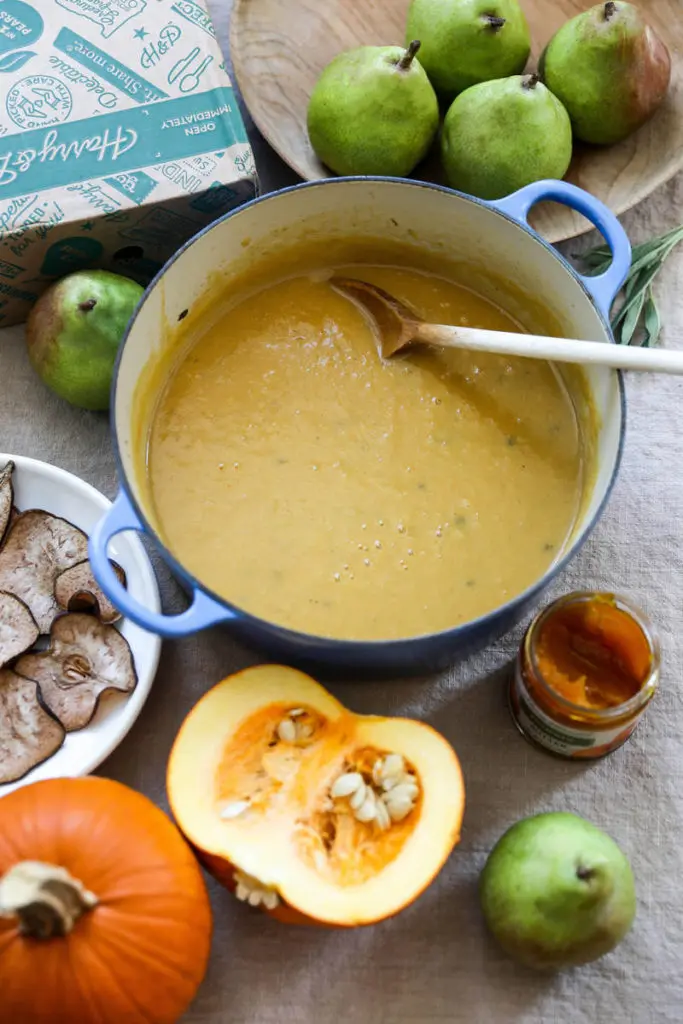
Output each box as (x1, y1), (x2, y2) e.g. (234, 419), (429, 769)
(604, 1), (617, 20)
(522, 74), (540, 90)
(483, 14), (506, 31)
(398, 40), (421, 71)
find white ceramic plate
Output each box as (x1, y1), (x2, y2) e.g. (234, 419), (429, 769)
(0, 453), (162, 795)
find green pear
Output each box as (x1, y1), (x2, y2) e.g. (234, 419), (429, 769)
(480, 812), (636, 971)
(440, 74), (572, 200)
(405, 0), (531, 99)
(541, 1), (672, 145)
(26, 270), (144, 411)
(307, 41), (439, 177)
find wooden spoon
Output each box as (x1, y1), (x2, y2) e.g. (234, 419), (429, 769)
(331, 277), (683, 375)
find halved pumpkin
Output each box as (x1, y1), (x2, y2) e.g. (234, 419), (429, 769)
(167, 665), (465, 927)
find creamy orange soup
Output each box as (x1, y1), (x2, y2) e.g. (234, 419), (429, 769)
(145, 263), (586, 640)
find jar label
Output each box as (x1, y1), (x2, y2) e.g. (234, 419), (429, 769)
(510, 659), (639, 759)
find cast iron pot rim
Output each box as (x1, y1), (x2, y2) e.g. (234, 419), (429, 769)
(110, 175), (626, 651)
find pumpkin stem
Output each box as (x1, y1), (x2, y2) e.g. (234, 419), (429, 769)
(0, 861), (97, 938)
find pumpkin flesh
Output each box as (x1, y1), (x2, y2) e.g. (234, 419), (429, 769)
(168, 665), (465, 926)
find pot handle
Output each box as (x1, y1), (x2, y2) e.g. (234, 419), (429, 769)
(89, 490), (235, 638)
(490, 180), (631, 321)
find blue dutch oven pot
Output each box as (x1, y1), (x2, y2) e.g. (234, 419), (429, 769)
(90, 177), (630, 675)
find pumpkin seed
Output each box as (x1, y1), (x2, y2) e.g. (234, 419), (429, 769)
(277, 718), (297, 743)
(381, 775), (401, 792)
(233, 869), (281, 910)
(349, 781), (367, 811)
(384, 793), (414, 822)
(331, 771), (363, 798)
(277, 709), (317, 745)
(381, 753), (405, 779)
(388, 781), (419, 803)
(331, 752), (419, 828)
(375, 797), (391, 831)
(219, 799), (250, 820)
(355, 792), (378, 823)
(262, 890), (280, 911)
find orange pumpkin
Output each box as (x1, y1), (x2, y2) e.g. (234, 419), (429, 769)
(168, 665), (465, 927)
(0, 777), (212, 1024)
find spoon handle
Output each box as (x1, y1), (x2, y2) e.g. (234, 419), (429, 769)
(415, 323), (683, 375)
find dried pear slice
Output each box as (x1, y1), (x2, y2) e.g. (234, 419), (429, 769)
(0, 591), (39, 668)
(0, 510), (88, 632)
(0, 461), (14, 547)
(16, 613), (137, 732)
(0, 668), (65, 785)
(55, 559), (126, 624)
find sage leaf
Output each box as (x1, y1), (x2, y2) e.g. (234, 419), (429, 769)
(581, 224), (683, 346)
(642, 292), (661, 348)
(618, 289), (648, 346)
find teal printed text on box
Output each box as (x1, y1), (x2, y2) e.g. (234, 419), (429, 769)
(0, 0), (43, 74)
(0, 87), (243, 200)
(105, 169), (157, 205)
(0, 0), (257, 326)
(0, 0), (44, 46)
(54, 0), (146, 40)
(171, 0), (215, 38)
(54, 27), (167, 104)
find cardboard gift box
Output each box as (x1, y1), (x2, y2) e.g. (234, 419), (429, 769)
(0, 0), (257, 326)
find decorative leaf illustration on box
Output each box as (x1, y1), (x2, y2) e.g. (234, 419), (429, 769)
(0, 50), (36, 73)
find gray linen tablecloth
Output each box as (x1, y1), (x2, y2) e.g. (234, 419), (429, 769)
(1, 4), (682, 1021)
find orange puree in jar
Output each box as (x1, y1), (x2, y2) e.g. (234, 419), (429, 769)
(510, 592), (660, 760)
(534, 599), (652, 710)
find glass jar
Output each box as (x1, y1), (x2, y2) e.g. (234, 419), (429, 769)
(509, 591), (660, 760)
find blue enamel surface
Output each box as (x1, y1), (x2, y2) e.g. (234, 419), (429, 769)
(89, 490), (235, 638)
(92, 176), (629, 675)
(491, 180), (631, 319)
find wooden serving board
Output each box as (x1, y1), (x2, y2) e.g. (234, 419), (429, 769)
(231, 0), (683, 243)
